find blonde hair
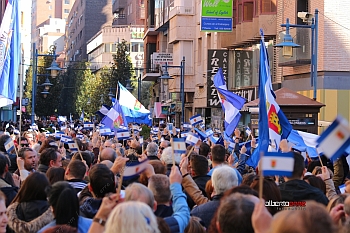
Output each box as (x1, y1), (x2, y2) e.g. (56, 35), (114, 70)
(105, 201), (160, 233)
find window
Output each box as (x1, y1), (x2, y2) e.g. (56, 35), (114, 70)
(131, 42), (139, 52)
(238, 3), (242, 23)
(56, 29), (60, 33)
(261, 0), (276, 13)
(64, 0), (70, 4)
(243, 2), (253, 21)
(49, 5), (52, 10)
(105, 44), (111, 52)
(64, 9), (69, 14)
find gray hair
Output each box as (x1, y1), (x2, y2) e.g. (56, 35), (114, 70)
(146, 142), (158, 157)
(212, 165), (238, 195)
(160, 147), (181, 165)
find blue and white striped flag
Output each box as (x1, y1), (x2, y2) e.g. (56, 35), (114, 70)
(99, 127), (111, 134)
(190, 114), (203, 126)
(261, 152), (294, 176)
(84, 122), (94, 129)
(68, 141), (79, 152)
(182, 123), (192, 130)
(4, 138), (14, 153)
(173, 138), (186, 155)
(76, 133), (84, 139)
(116, 130), (130, 139)
(185, 133), (200, 145)
(205, 128), (214, 138)
(60, 135), (72, 143)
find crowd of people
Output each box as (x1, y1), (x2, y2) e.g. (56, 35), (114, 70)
(0, 119), (348, 233)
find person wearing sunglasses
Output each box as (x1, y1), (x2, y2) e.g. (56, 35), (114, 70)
(16, 137), (30, 149)
(157, 140), (171, 159)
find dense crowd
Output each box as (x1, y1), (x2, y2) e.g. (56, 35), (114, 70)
(0, 119), (348, 233)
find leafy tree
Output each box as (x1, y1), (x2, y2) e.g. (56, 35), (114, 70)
(110, 40), (134, 89)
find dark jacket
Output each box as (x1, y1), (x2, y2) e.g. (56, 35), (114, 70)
(279, 179), (329, 206)
(5, 153), (17, 173)
(155, 204), (173, 218)
(190, 194), (223, 228)
(186, 175), (210, 209)
(147, 155), (159, 160)
(37, 164), (49, 174)
(80, 197), (102, 219)
(0, 178), (18, 207)
(16, 200), (50, 222)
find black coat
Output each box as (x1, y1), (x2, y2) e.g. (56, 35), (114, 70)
(191, 195), (223, 228)
(16, 200), (50, 222)
(279, 179), (329, 206)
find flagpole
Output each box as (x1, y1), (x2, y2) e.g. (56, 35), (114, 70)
(258, 151), (264, 199)
(171, 138), (175, 166)
(116, 166), (125, 201)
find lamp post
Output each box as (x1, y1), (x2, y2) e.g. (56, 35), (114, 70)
(160, 56), (185, 124)
(31, 43), (62, 123)
(275, 9), (318, 100)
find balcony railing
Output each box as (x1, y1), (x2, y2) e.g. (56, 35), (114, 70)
(169, 6), (194, 19)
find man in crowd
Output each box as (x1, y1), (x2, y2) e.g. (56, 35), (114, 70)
(37, 148), (62, 173)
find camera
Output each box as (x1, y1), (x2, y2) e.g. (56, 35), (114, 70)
(297, 12), (313, 23)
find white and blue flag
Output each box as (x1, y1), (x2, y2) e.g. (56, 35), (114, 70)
(205, 128), (214, 138)
(185, 133), (200, 145)
(316, 115), (350, 160)
(4, 138), (14, 153)
(173, 138), (186, 155)
(261, 152), (294, 176)
(190, 114), (203, 126)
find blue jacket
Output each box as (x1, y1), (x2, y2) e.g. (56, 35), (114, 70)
(165, 183), (190, 233)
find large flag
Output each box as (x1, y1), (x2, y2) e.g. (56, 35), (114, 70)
(101, 100), (128, 131)
(0, 0), (20, 107)
(118, 82), (152, 125)
(213, 68), (246, 138)
(96, 104), (111, 118)
(287, 130), (318, 158)
(261, 152), (294, 176)
(316, 116), (350, 160)
(247, 31), (292, 168)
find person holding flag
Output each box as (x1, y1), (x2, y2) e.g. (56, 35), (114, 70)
(247, 30), (292, 168)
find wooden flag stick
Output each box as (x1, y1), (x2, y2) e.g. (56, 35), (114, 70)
(316, 148), (324, 167)
(258, 151), (264, 199)
(171, 138), (175, 166)
(116, 166), (125, 201)
(186, 146), (195, 158)
(76, 143), (84, 161)
(13, 140), (19, 158)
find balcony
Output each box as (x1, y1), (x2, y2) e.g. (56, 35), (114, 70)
(142, 65), (161, 81)
(169, 6), (195, 19)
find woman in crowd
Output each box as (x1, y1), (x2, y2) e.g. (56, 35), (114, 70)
(46, 167), (65, 185)
(7, 172), (54, 233)
(0, 191), (8, 233)
(38, 181), (91, 233)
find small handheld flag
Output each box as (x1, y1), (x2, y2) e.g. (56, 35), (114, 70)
(185, 133), (200, 145)
(123, 159), (149, 180)
(60, 135), (72, 143)
(316, 115), (350, 160)
(4, 138), (14, 153)
(83, 122), (94, 129)
(173, 138), (186, 155)
(182, 123), (192, 130)
(205, 128), (214, 138)
(261, 152), (294, 176)
(68, 141), (79, 152)
(190, 114), (203, 126)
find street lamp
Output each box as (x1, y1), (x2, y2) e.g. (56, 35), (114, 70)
(31, 43), (61, 123)
(160, 56), (186, 124)
(275, 9), (318, 100)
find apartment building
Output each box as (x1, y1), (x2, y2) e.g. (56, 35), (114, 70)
(143, 0), (350, 131)
(31, 0), (75, 52)
(65, 0), (113, 64)
(112, 0), (145, 26)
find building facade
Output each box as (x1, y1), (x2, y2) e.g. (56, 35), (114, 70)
(143, 0), (350, 132)
(112, 0), (145, 26)
(64, 0), (113, 64)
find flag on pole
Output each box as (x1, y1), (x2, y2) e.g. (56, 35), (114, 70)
(316, 115), (350, 160)
(185, 133), (200, 145)
(101, 100), (128, 131)
(213, 68), (246, 138)
(99, 127), (111, 134)
(189, 114), (203, 126)
(96, 104), (111, 118)
(173, 138), (186, 155)
(261, 152), (294, 176)
(123, 159), (149, 180)
(4, 138), (14, 153)
(246, 126), (252, 136)
(118, 82), (152, 125)
(0, 0), (20, 107)
(247, 30), (292, 168)
(60, 135), (72, 143)
(139, 136), (144, 145)
(205, 128), (214, 137)
(80, 110), (84, 121)
(68, 141), (79, 152)
(83, 122), (94, 129)
(116, 130), (130, 139)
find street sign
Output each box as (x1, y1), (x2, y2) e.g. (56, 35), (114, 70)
(22, 98), (29, 106)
